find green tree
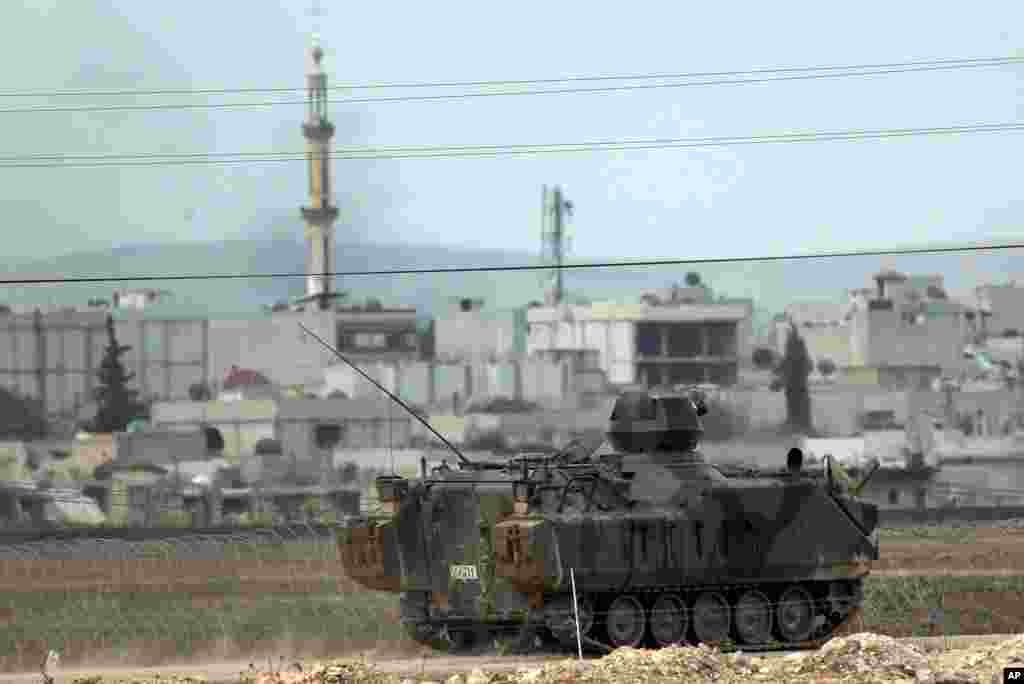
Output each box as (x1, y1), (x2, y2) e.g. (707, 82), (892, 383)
(752, 347), (776, 370)
(188, 381), (212, 401)
(776, 322), (813, 431)
(0, 387), (47, 439)
(338, 461), (359, 484)
(88, 315), (147, 433)
(684, 271), (702, 287)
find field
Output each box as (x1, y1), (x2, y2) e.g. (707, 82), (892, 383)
(1, 525), (1024, 673)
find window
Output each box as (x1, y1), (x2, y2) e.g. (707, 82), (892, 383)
(353, 333), (388, 349)
(402, 333), (418, 348)
(315, 423), (344, 449)
(888, 488), (900, 505)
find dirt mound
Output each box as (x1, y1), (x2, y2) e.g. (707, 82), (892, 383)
(67, 633), (1024, 684)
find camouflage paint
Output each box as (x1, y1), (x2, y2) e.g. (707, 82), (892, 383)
(337, 388), (881, 652)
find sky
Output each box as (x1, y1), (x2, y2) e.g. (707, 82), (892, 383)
(1, 1), (1021, 265)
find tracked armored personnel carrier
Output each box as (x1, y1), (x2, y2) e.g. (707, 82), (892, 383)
(303, 324), (880, 653)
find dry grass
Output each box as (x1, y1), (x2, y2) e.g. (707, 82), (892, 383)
(4, 529), (1024, 673)
(4, 570), (1024, 673)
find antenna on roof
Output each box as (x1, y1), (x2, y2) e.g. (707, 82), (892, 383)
(298, 323), (472, 467)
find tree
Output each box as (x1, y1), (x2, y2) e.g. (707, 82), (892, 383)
(752, 347), (776, 370)
(88, 315), (147, 433)
(685, 271), (702, 287)
(817, 358), (837, 377)
(0, 387), (47, 439)
(188, 382), (212, 401)
(338, 461), (359, 484)
(776, 323), (813, 431)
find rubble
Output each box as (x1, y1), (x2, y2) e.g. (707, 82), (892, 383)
(70, 633), (1024, 684)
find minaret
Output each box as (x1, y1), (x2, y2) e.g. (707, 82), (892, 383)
(299, 36), (340, 310)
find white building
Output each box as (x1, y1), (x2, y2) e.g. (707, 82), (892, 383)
(975, 282), (1024, 338)
(526, 288), (755, 387)
(775, 301), (854, 370)
(840, 270), (967, 388)
(433, 298), (527, 361)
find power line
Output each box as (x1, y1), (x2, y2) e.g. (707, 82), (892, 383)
(2, 241), (1023, 287)
(1, 55), (1018, 100)
(1, 58), (1020, 115)
(1, 122), (1021, 169)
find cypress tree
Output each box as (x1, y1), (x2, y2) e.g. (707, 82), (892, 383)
(777, 322), (813, 431)
(89, 315), (147, 433)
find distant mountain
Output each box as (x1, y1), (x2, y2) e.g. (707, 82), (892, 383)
(4, 232), (1023, 335)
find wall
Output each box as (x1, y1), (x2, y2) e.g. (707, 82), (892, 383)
(322, 358), (601, 408)
(113, 431), (207, 468)
(112, 315), (208, 403)
(976, 284), (1024, 335)
(738, 387), (911, 436)
(526, 311), (636, 386)
(207, 311), (338, 390)
(433, 308), (525, 361)
(853, 306), (964, 370)
(777, 323), (855, 368)
(151, 397), (415, 479)
(0, 310), (207, 419)
(527, 301), (753, 386)
(734, 386), (1020, 438)
(908, 388), (1019, 433)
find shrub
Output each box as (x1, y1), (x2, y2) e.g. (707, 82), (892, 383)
(752, 347), (776, 369)
(158, 510), (192, 528)
(238, 511), (275, 527)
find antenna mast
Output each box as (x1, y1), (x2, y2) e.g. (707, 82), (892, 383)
(540, 185), (573, 306)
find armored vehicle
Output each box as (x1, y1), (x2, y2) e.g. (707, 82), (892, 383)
(303, 325), (880, 653)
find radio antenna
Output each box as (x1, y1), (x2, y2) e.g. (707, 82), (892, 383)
(299, 323), (472, 467)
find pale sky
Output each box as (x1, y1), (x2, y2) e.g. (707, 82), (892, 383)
(2, 1), (1021, 265)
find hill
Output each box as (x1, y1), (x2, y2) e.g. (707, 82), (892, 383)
(3, 226), (1023, 334)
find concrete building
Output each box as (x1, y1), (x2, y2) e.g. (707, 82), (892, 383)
(846, 270), (967, 388)
(776, 301), (854, 370)
(526, 285), (755, 387)
(72, 430), (208, 473)
(772, 270), (969, 390)
(975, 283), (1024, 337)
(207, 305), (421, 392)
(150, 396), (413, 484)
(111, 289), (175, 310)
(0, 308), (209, 422)
(433, 298), (527, 361)
(322, 356), (607, 409)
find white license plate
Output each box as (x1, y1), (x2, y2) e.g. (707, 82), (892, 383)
(449, 564), (479, 581)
